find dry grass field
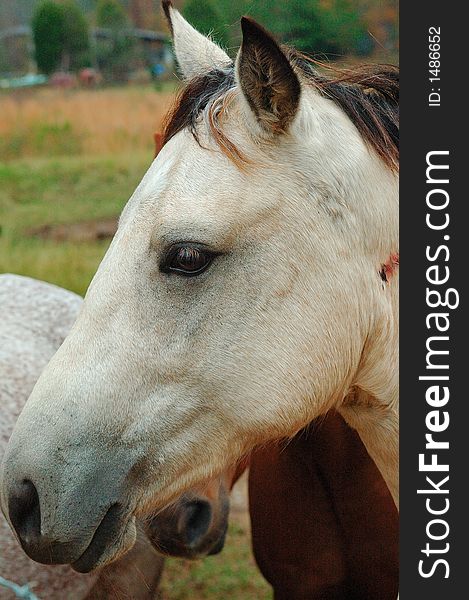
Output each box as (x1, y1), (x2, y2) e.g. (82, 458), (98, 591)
(0, 85), (175, 160)
(0, 84), (176, 294)
(0, 83), (271, 599)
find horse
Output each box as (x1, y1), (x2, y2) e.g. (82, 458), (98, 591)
(152, 130), (399, 598)
(156, 133), (401, 599)
(0, 274), (233, 598)
(0, 1), (399, 575)
(249, 412), (398, 600)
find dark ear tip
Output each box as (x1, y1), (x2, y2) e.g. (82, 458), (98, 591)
(162, 0), (173, 32)
(162, 0), (172, 20)
(240, 16), (274, 42)
(240, 16), (257, 29)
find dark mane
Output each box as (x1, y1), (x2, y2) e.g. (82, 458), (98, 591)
(162, 54), (399, 172)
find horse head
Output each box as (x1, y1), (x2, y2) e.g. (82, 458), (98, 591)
(145, 459), (246, 559)
(1, 1), (398, 570)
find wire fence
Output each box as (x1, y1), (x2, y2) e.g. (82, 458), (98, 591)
(0, 577), (40, 600)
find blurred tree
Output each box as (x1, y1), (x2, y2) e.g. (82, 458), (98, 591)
(62, 0), (91, 70)
(32, 0), (66, 74)
(32, 0), (90, 74)
(183, 0), (229, 48)
(96, 0), (128, 29)
(275, 0), (334, 55)
(321, 0), (370, 56)
(95, 0), (139, 81)
(211, 0), (370, 58)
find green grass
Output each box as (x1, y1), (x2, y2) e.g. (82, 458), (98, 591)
(161, 522), (271, 600)
(0, 152), (152, 295)
(0, 120), (83, 160)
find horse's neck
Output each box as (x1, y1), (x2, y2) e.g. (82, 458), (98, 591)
(339, 271), (399, 507)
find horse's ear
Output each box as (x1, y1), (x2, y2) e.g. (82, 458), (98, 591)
(236, 17), (301, 134)
(162, 0), (231, 80)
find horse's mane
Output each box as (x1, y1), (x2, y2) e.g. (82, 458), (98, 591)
(162, 51), (399, 172)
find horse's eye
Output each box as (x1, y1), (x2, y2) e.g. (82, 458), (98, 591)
(161, 244), (217, 277)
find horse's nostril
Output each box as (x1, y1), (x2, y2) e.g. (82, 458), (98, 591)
(8, 479), (41, 545)
(180, 500), (212, 547)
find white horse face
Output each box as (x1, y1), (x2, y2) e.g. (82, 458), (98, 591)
(1, 4), (398, 572)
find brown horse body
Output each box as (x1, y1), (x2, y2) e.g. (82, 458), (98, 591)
(248, 412), (398, 600)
